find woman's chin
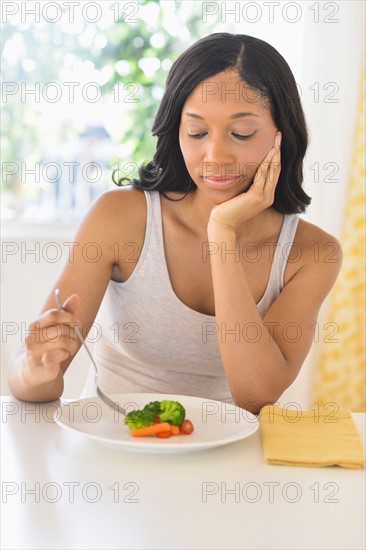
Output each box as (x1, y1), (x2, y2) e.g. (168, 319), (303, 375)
(198, 179), (253, 203)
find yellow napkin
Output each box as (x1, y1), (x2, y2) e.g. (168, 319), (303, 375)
(260, 406), (366, 469)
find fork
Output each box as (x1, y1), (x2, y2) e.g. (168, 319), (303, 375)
(54, 288), (126, 417)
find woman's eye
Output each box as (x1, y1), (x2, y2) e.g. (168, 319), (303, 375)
(232, 133), (255, 140)
(187, 132), (255, 140)
(188, 133), (207, 139)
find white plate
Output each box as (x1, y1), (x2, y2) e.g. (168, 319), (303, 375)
(55, 393), (259, 454)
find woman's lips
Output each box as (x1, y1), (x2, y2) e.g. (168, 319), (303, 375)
(203, 176), (239, 189)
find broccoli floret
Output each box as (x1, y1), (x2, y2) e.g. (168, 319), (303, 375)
(159, 400), (186, 426)
(124, 400), (186, 430)
(124, 409), (154, 430)
(124, 401), (161, 430)
(142, 401), (161, 417)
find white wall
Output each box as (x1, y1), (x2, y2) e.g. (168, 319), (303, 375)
(279, 1), (365, 407)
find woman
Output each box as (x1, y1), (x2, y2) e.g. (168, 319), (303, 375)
(8, 33), (342, 413)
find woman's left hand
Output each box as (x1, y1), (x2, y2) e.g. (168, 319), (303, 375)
(208, 131), (282, 233)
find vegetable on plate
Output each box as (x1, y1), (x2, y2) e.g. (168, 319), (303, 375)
(124, 400), (194, 438)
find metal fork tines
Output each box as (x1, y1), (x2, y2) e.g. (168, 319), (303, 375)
(54, 288), (126, 417)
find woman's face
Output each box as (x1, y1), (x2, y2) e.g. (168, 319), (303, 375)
(179, 70), (278, 203)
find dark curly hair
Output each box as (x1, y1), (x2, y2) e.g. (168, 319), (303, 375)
(113, 32), (311, 213)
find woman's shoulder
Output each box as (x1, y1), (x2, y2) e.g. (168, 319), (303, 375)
(93, 185), (147, 215)
(294, 216), (343, 282)
(72, 186), (149, 268)
(89, 185), (148, 236)
(295, 217), (342, 259)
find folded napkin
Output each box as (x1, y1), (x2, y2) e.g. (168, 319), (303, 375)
(260, 405), (366, 469)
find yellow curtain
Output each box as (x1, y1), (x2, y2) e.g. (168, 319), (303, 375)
(312, 55), (366, 412)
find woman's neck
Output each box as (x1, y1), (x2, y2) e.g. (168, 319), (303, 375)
(162, 189), (282, 242)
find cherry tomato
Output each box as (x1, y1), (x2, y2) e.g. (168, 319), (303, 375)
(180, 419), (194, 434)
(156, 431), (171, 438)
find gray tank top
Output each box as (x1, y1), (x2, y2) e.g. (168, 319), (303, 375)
(85, 190), (300, 403)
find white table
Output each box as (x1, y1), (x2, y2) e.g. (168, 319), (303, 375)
(1, 396), (365, 550)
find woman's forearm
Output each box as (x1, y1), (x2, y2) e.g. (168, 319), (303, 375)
(8, 347), (64, 403)
(208, 222), (289, 413)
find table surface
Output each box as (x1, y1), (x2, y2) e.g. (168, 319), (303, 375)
(1, 396), (365, 550)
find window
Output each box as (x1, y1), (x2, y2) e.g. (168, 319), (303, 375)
(2, 1), (219, 221)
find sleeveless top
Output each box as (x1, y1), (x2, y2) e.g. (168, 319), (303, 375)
(82, 190), (300, 403)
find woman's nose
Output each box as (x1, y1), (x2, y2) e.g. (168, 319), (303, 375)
(203, 139), (237, 174)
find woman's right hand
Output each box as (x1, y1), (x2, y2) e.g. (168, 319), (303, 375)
(24, 294), (81, 386)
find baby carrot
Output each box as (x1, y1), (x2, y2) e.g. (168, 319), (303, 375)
(130, 422), (171, 437)
(170, 425), (180, 436)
